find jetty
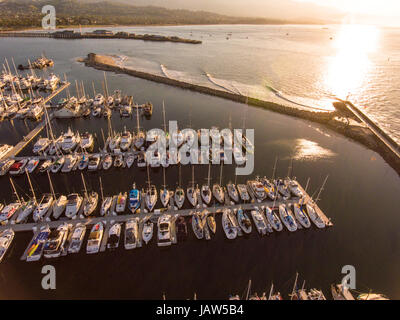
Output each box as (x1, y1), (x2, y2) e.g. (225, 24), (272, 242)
(1, 82), (70, 160)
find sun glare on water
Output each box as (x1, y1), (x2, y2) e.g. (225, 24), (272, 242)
(324, 24), (380, 99)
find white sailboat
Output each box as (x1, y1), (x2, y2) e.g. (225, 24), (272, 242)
(160, 167), (170, 208)
(81, 173), (98, 217)
(201, 163), (212, 205)
(186, 166), (198, 207)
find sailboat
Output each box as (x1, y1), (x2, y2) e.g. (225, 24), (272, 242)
(201, 163), (212, 205)
(279, 204), (297, 232)
(81, 173), (98, 217)
(145, 165), (157, 212)
(15, 172), (36, 224)
(306, 175), (330, 228)
(174, 165), (185, 209)
(160, 167), (170, 208)
(186, 166), (198, 207)
(48, 171), (67, 220)
(134, 105), (145, 149)
(212, 164), (225, 204)
(100, 177), (112, 216)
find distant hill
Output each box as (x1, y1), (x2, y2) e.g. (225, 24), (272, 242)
(0, 0), (328, 30)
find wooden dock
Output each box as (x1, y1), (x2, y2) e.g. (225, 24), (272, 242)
(1, 82), (70, 160)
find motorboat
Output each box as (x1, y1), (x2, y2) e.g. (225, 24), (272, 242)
(61, 127), (80, 153)
(250, 209), (268, 235)
(92, 106), (101, 117)
(33, 137), (51, 154)
(201, 185), (212, 205)
(26, 226), (50, 262)
(236, 209), (252, 234)
(125, 218), (139, 249)
(88, 154), (101, 171)
(52, 195), (68, 219)
(306, 202), (325, 229)
(0, 159), (15, 176)
(67, 223), (86, 254)
(65, 193), (83, 218)
(107, 223), (122, 250)
(264, 207), (283, 232)
(102, 154), (113, 170)
(9, 159), (28, 175)
(115, 192), (127, 213)
(80, 132), (94, 151)
(50, 157), (64, 173)
(142, 218), (153, 245)
(78, 154), (89, 170)
(157, 214), (172, 247)
(0, 202), (21, 225)
(38, 159), (52, 173)
(191, 213), (204, 240)
(145, 185), (157, 212)
(25, 158), (40, 174)
(286, 179), (303, 198)
(43, 224), (69, 258)
(15, 200), (36, 224)
(248, 180), (267, 202)
(237, 184), (250, 202)
(293, 203), (311, 228)
(100, 196), (113, 216)
(212, 183), (225, 204)
(186, 185), (198, 207)
(222, 209), (237, 240)
(128, 185), (141, 213)
(0, 229), (15, 263)
(86, 222), (104, 254)
(174, 187), (185, 209)
(160, 188), (170, 208)
(227, 183), (239, 203)
(120, 130), (132, 151)
(114, 154), (123, 168)
(33, 194), (53, 222)
(83, 192), (99, 217)
(279, 204), (297, 232)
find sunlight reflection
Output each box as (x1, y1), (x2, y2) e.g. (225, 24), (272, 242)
(293, 139), (336, 161)
(324, 25), (380, 99)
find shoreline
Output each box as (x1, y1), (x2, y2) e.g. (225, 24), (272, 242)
(82, 53), (400, 176)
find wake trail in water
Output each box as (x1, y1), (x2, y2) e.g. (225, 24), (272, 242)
(160, 64), (170, 78)
(204, 72), (239, 94)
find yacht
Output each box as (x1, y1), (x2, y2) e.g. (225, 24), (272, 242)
(125, 218), (139, 249)
(237, 184), (250, 202)
(120, 130), (132, 151)
(33, 194), (53, 222)
(250, 209), (267, 235)
(38, 159), (52, 173)
(43, 224), (69, 258)
(67, 223), (86, 254)
(261, 178), (277, 200)
(93, 94), (105, 107)
(109, 133), (121, 151)
(264, 207), (283, 232)
(279, 204), (297, 232)
(33, 137), (51, 154)
(65, 193), (83, 218)
(50, 157), (64, 173)
(54, 103), (81, 118)
(80, 132), (94, 151)
(102, 154), (113, 170)
(0, 229), (15, 263)
(145, 185), (157, 212)
(222, 209), (237, 240)
(227, 183), (239, 203)
(212, 183), (225, 204)
(186, 185), (198, 207)
(27, 104), (44, 120)
(86, 222), (104, 254)
(157, 214), (172, 247)
(306, 202), (325, 228)
(160, 188), (170, 208)
(248, 180), (267, 202)
(61, 127), (80, 153)
(142, 218), (154, 245)
(125, 154), (135, 168)
(9, 159), (28, 175)
(115, 192), (127, 213)
(276, 179), (291, 200)
(61, 154), (78, 173)
(26, 226), (50, 262)
(107, 223), (121, 250)
(25, 158), (40, 174)
(52, 195), (68, 219)
(0, 159), (15, 176)
(88, 154), (101, 171)
(191, 213), (204, 240)
(83, 192), (99, 217)
(15, 200), (36, 224)
(236, 209), (252, 234)
(47, 137), (63, 155)
(174, 187), (185, 209)
(292, 203), (311, 228)
(201, 185), (212, 205)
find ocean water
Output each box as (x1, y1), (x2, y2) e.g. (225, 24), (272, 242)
(0, 25), (400, 299)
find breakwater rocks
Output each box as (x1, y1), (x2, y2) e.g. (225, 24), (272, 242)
(83, 53), (400, 175)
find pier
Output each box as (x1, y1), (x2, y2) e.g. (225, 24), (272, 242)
(1, 82), (70, 160)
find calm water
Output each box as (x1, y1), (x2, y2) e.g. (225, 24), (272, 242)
(0, 25), (400, 299)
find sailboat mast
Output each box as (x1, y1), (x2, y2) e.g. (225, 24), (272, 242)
(287, 158), (293, 178)
(192, 165), (195, 188)
(162, 167), (166, 188)
(207, 163), (211, 187)
(219, 163), (223, 186)
(9, 177), (21, 203)
(315, 175), (329, 203)
(26, 169), (37, 204)
(245, 279), (252, 300)
(268, 283), (274, 300)
(162, 100), (167, 132)
(99, 177), (104, 201)
(290, 272), (299, 301)
(46, 170), (56, 199)
(81, 173), (89, 199)
(136, 103), (140, 133)
(272, 156), (278, 180)
(147, 164), (151, 189)
(103, 72), (109, 99)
